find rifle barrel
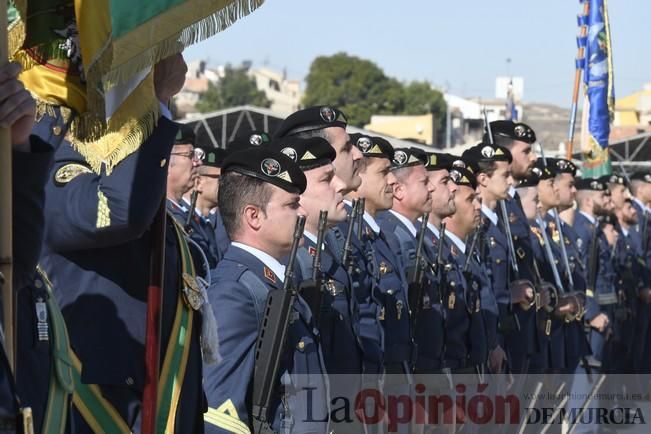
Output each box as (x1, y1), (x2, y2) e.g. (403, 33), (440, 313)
(312, 211), (328, 282)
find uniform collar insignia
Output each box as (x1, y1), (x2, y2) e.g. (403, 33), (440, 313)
(308, 246), (317, 257)
(263, 266), (276, 283)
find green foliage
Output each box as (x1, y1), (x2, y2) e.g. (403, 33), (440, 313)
(303, 52), (446, 129)
(196, 65), (271, 113)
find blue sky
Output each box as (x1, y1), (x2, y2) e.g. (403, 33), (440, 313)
(184, 0), (649, 108)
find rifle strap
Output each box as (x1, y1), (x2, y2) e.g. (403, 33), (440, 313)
(70, 223), (195, 434)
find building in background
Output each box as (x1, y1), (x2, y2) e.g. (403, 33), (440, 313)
(612, 84), (651, 141)
(174, 60), (302, 118)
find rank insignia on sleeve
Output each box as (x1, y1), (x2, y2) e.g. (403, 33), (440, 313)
(308, 246), (317, 257)
(54, 163), (92, 185)
(263, 266), (276, 283)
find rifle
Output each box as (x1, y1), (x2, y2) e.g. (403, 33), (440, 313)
(407, 213), (429, 333)
(251, 215), (305, 434)
(341, 199), (359, 270)
(537, 144), (575, 289)
(462, 228), (482, 313)
(643, 209), (649, 258)
(184, 189), (199, 233)
(355, 197), (366, 240)
(299, 211), (328, 328)
(586, 224), (599, 298)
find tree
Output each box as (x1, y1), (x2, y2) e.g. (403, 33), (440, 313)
(302, 53), (404, 126)
(196, 64), (271, 113)
(303, 52), (446, 131)
(402, 81), (448, 134)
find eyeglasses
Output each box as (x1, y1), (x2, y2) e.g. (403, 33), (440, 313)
(171, 147), (205, 162)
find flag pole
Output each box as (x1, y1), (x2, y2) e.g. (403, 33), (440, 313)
(566, 0), (590, 160)
(0, 1), (16, 373)
(142, 199), (167, 434)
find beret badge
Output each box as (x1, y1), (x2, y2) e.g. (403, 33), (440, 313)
(481, 146), (495, 159)
(261, 158), (281, 177)
(514, 125), (526, 138)
(357, 137), (372, 152)
(320, 106), (336, 123)
(280, 147), (298, 162)
(393, 150), (408, 166)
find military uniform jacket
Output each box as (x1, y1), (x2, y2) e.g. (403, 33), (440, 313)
(359, 216), (413, 369)
(39, 118), (205, 418)
(542, 213), (592, 369)
(295, 234), (363, 374)
(573, 212), (617, 314)
(209, 211), (231, 262)
(442, 232), (486, 368)
(328, 204), (383, 370)
(203, 246), (329, 434)
(6, 139), (54, 420)
(376, 212), (446, 367)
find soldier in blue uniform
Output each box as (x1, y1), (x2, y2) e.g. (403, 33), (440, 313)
(441, 163), (491, 374)
(38, 53), (210, 433)
(269, 136), (363, 433)
(628, 172), (651, 372)
(182, 148), (229, 269)
(203, 147), (330, 434)
(543, 158), (592, 373)
(166, 125), (204, 224)
(275, 110), (383, 377)
(3, 61), (58, 434)
(418, 152), (460, 376)
(463, 141), (535, 374)
(573, 178), (614, 366)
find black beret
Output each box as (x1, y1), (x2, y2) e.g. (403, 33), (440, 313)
(630, 172), (651, 183)
(450, 166), (477, 190)
(424, 152), (454, 172)
(203, 148), (229, 168)
(222, 147), (307, 194)
(274, 106), (348, 138)
(265, 136), (335, 171)
(351, 134), (395, 160)
(548, 158), (577, 177)
(603, 174), (628, 187)
(575, 177), (607, 191)
(391, 147), (426, 170)
(227, 130), (271, 150)
(532, 158), (555, 180)
(484, 120), (537, 144)
(462, 141), (512, 172)
(598, 213), (618, 227)
(174, 125), (196, 146)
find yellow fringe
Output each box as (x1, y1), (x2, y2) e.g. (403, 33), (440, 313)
(7, 17), (25, 57)
(84, 0), (265, 118)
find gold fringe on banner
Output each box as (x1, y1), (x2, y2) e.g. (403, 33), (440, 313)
(83, 0), (266, 118)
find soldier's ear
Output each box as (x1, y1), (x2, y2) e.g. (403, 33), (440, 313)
(243, 204), (264, 231)
(476, 172), (489, 188)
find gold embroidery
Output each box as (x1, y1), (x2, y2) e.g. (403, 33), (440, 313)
(96, 190), (111, 228)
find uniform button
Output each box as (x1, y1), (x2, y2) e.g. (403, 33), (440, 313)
(387, 289), (394, 295)
(126, 377), (134, 386)
(160, 158), (167, 167)
(450, 281), (456, 287)
(52, 125), (62, 135)
(34, 279), (43, 289)
(495, 259), (502, 264)
(513, 236), (518, 241)
(297, 341), (305, 350)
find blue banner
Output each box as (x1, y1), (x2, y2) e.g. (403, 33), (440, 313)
(580, 0), (614, 177)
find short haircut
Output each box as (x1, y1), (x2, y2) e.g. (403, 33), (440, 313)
(630, 180), (643, 196)
(218, 172), (273, 239)
(290, 128), (330, 141)
(493, 135), (516, 149)
(476, 161), (499, 177)
(391, 166), (413, 184)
